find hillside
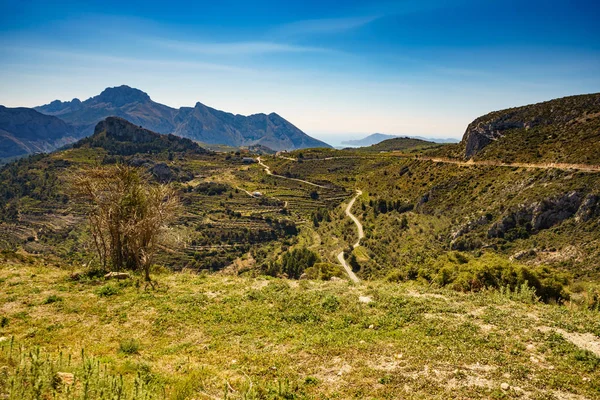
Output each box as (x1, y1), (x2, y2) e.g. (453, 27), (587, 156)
(436, 93), (600, 163)
(342, 133), (399, 147)
(0, 106), (78, 159)
(343, 133), (458, 147)
(75, 117), (207, 156)
(1, 93), (600, 399)
(357, 136), (441, 152)
(35, 85), (330, 151)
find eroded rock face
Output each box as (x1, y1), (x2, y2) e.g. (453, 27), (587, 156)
(94, 117), (154, 143)
(488, 207), (534, 238)
(460, 93), (600, 160)
(531, 191), (582, 230)
(451, 215), (490, 240)
(575, 194), (600, 222)
(463, 114), (531, 158)
(488, 191), (583, 238)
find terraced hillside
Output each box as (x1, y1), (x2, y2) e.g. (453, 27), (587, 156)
(0, 119), (350, 273)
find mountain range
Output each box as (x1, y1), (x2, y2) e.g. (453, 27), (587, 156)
(0, 85), (330, 160)
(35, 85), (329, 151)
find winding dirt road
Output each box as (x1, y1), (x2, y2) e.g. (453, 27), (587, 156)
(255, 157), (364, 282)
(256, 157), (328, 188)
(393, 154), (600, 173)
(345, 190), (364, 248)
(336, 190), (364, 283)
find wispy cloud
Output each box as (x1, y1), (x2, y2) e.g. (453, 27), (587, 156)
(147, 39), (330, 55)
(0, 45), (253, 74)
(272, 15), (379, 37)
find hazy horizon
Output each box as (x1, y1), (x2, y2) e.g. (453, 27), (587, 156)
(1, 0), (599, 140)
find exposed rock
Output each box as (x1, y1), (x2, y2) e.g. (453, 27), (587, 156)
(55, 372), (75, 385)
(464, 113), (530, 158)
(575, 194), (599, 222)
(35, 85), (331, 151)
(129, 158), (153, 168)
(531, 191), (581, 230)
(151, 163), (174, 183)
(501, 382), (510, 391)
(451, 215), (489, 240)
(359, 296), (373, 304)
(488, 207), (534, 238)
(104, 272), (131, 280)
(460, 93), (600, 160)
(511, 249), (536, 261)
(77, 117), (206, 156)
(488, 191), (583, 239)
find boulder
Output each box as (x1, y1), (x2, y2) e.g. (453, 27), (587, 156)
(511, 249), (536, 261)
(151, 163), (174, 183)
(104, 272), (131, 280)
(55, 372), (75, 386)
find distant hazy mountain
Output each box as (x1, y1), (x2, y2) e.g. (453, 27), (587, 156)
(341, 133), (398, 147)
(0, 106), (77, 159)
(342, 133), (458, 147)
(359, 137), (440, 152)
(36, 85), (330, 151)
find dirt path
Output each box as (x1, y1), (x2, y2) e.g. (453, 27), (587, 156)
(336, 190), (364, 283)
(337, 252), (360, 283)
(345, 190), (364, 248)
(291, 153), (600, 173)
(256, 157), (328, 188)
(393, 154), (600, 173)
(254, 158), (365, 282)
(255, 157), (363, 282)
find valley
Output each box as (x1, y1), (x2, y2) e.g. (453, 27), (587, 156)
(1, 94), (600, 399)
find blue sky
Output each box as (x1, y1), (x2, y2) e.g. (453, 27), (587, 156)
(1, 0), (599, 142)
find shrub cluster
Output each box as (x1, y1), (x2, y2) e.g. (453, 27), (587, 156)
(263, 248), (320, 279)
(387, 252), (569, 303)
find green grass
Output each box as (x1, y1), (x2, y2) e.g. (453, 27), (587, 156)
(1, 262), (599, 399)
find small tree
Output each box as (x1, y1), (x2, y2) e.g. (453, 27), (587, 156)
(73, 164), (180, 282)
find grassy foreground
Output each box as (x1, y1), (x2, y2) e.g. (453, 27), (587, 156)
(0, 260), (599, 399)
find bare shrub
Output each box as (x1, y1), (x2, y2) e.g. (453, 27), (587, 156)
(73, 164), (180, 282)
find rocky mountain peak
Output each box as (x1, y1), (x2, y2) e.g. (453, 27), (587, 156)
(94, 85), (151, 106)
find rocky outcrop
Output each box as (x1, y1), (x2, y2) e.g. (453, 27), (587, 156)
(488, 191), (584, 238)
(77, 117), (206, 156)
(151, 163), (174, 183)
(451, 215), (490, 240)
(463, 115), (529, 158)
(531, 191), (582, 230)
(460, 93), (600, 160)
(575, 194), (600, 222)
